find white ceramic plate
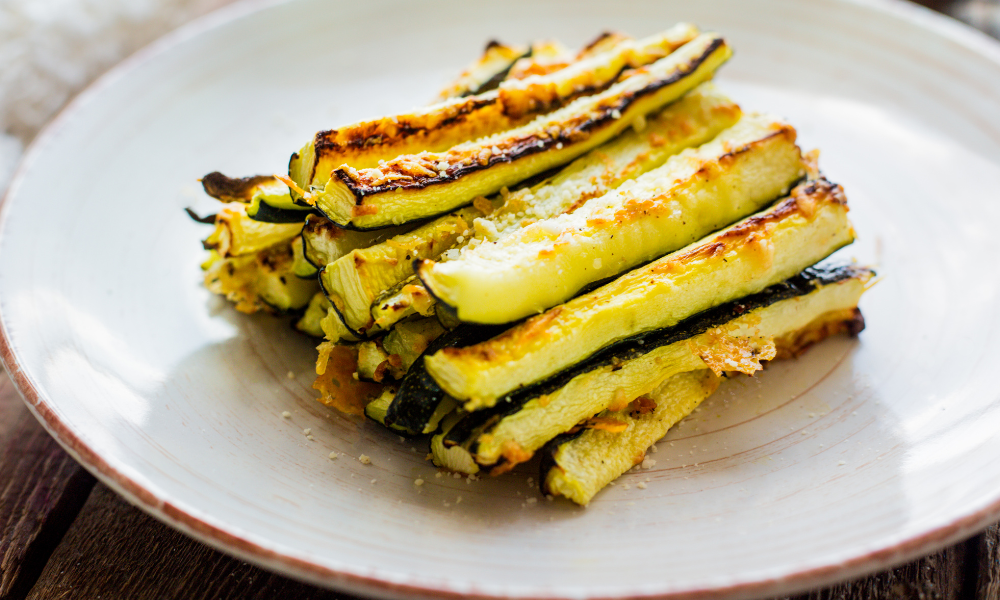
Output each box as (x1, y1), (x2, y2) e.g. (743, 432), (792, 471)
(4, 0), (1000, 598)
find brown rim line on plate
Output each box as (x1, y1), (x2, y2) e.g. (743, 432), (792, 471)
(1, 0), (1000, 598)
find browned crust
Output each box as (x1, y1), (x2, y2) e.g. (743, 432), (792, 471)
(436, 177), (843, 363)
(334, 38), (727, 202)
(201, 172), (275, 202)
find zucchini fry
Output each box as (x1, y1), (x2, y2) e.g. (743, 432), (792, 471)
(419, 111), (804, 325)
(445, 264), (873, 473)
(542, 306), (865, 505)
(320, 207), (481, 335)
(361, 83), (742, 332)
(425, 178), (852, 407)
(312, 33), (730, 229)
(203, 203), (302, 258)
(202, 172), (313, 223)
(290, 24), (700, 198)
(434, 41), (531, 101)
(202, 244), (318, 314)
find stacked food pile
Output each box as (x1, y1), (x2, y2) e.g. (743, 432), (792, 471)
(193, 25), (873, 506)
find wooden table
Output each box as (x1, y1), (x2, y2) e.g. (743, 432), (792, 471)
(2, 1), (999, 598)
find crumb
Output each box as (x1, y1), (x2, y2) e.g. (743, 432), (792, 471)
(398, 436), (405, 443)
(281, 411), (292, 419)
(370, 479), (377, 485)
(302, 428), (311, 435)
(352, 372), (359, 380)
(456, 496), (462, 504)
(359, 454), (371, 464)
(637, 482), (647, 489)
(526, 497), (537, 504)
(328, 452), (338, 460)
(287, 371), (295, 379)
(622, 483), (631, 490)
(546, 495), (553, 501)
(414, 478), (424, 486)
(307, 435), (315, 441)
(641, 457), (656, 469)
(435, 472), (443, 478)
(452, 472), (461, 479)
(838, 460), (846, 466)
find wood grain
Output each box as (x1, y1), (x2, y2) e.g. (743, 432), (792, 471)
(0, 372), (95, 600)
(25, 485), (348, 600)
(974, 524), (1000, 600)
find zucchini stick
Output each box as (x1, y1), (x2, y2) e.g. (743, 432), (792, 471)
(426, 178), (853, 407)
(312, 33), (730, 229)
(419, 111), (804, 325)
(340, 84), (741, 330)
(290, 24), (700, 197)
(201, 172), (313, 223)
(434, 41), (531, 101)
(203, 203), (303, 258)
(452, 264), (873, 472)
(541, 304), (864, 505)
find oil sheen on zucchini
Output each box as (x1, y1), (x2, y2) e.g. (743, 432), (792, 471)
(289, 24), (699, 201)
(358, 83), (742, 333)
(541, 306), (865, 505)
(425, 178), (853, 407)
(311, 33), (730, 229)
(446, 264), (873, 472)
(419, 111), (804, 325)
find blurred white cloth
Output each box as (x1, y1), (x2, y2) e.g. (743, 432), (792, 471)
(0, 0), (235, 191)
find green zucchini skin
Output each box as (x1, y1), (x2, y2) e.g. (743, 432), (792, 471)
(444, 263), (872, 449)
(458, 45), (531, 98)
(247, 200), (317, 223)
(384, 324), (508, 431)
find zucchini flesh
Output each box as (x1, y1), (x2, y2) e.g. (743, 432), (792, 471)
(460, 264), (873, 470)
(203, 204), (302, 258)
(382, 318), (446, 372)
(289, 24), (699, 197)
(542, 306), (865, 504)
(313, 33), (730, 229)
(202, 244), (318, 314)
(291, 235), (318, 278)
(371, 277), (437, 331)
(301, 214), (408, 270)
(419, 111), (804, 325)
(432, 410), (481, 475)
(425, 178), (852, 407)
(435, 41), (530, 101)
(295, 293), (329, 337)
(321, 207), (480, 334)
(362, 83), (742, 333)
(542, 369), (720, 504)
(357, 340), (400, 382)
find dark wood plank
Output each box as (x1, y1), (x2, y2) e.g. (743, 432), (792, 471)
(777, 538), (977, 600)
(974, 524), (1000, 600)
(25, 484), (357, 600)
(0, 371), (96, 600)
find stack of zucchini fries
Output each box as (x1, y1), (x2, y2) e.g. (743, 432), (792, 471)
(194, 25), (874, 506)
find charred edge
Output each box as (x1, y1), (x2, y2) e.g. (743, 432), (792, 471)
(538, 430), (584, 496)
(455, 263), (871, 447)
(316, 267), (374, 341)
(461, 47), (533, 98)
(847, 307), (866, 336)
(385, 324), (507, 430)
(339, 38), (727, 198)
(201, 172), (275, 201)
(249, 201), (315, 224)
(185, 207), (216, 224)
(579, 31), (622, 56)
(313, 94), (500, 156)
(301, 215), (343, 268)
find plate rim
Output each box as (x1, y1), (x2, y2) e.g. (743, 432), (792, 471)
(2, 0), (1000, 597)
